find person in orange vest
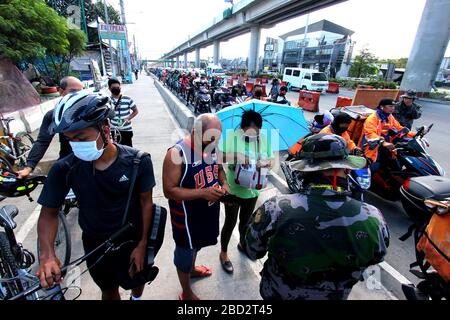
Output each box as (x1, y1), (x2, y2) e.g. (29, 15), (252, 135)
(361, 98), (416, 172)
(319, 112), (362, 155)
(287, 111), (334, 160)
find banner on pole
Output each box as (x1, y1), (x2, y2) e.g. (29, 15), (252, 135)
(98, 23), (127, 40)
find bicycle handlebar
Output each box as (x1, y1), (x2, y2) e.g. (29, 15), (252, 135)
(8, 222), (133, 300)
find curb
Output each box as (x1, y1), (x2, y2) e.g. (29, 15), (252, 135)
(418, 98), (450, 106)
(153, 77), (195, 132)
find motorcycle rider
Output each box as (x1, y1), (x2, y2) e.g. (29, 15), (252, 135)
(273, 86), (291, 106)
(362, 98), (416, 173)
(320, 112), (361, 155)
(231, 80), (247, 98)
(269, 77), (280, 100)
(393, 90), (422, 129)
(287, 111), (334, 160)
(244, 134), (390, 300)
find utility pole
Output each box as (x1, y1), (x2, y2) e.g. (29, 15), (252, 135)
(133, 34), (138, 70)
(119, 0), (133, 83)
(103, 0), (116, 77)
(79, 0), (88, 35)
(97, 17), (107, 77)
(299, 13), (310, 68)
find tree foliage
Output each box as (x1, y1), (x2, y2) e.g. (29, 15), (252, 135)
(45, 0), (121, 24)
(349, 47), (378, 78)
(0, 0), (69, 63)
(378, 57), (408, 69)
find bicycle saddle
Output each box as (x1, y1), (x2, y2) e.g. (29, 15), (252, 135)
(0, 205), (19, 230)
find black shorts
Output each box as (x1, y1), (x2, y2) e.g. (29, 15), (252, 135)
(82, 233), (138, 291)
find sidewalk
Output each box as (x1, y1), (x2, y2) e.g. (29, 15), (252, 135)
(60, 75), (395, 300)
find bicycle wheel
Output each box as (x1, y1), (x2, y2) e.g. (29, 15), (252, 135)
(0, 155), (14, 172)
(14, 132), (34, 168)
(0, 232), (24, 299)
(37, 211), (71, 269)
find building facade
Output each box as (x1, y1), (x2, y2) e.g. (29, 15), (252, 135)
(262, 37), (284, 72)
(279, 20), (355, 78)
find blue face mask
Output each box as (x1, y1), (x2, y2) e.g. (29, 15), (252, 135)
(69, 133), (105, 161)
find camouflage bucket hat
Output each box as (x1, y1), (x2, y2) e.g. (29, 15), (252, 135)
(290, 133), (366, 172)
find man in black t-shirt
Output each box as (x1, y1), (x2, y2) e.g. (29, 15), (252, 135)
(36, 91), (156, 301)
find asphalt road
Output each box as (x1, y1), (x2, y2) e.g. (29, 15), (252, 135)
(4, 75), (449, 300)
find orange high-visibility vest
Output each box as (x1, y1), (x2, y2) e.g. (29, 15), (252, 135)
(319, 125), (357, 151)
(361, 112), (415, 162)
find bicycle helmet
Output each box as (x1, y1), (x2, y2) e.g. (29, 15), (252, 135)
(0, 168), (45, 198)
(310, 111), (334, 133)
(50, 90), (114, 135)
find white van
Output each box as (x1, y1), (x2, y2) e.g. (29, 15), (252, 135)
(282, 68), (329, 92)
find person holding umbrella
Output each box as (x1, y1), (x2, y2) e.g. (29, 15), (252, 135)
(218, 110), (275, 274)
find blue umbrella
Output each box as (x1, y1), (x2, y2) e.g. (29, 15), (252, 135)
(216, 99), (310, 151)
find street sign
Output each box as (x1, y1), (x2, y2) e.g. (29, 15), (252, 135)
(98, 23), (127, 40)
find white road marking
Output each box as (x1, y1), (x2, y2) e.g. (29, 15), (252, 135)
(379, 261), (413, 285)
(16, 205), (41, 244)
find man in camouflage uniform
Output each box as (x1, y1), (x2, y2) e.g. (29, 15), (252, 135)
(244, 134), (390, 300)
(393, 90), (422, 130)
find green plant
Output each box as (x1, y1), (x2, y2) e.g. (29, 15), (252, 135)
(0, 0), (68, 63)
(43, 27), (87, 85)
(349, 46), (378, 78)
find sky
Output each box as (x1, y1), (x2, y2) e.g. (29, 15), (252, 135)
(107, 0), (450, 61)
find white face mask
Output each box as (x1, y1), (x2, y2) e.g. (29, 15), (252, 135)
(69, 133), (105, 162)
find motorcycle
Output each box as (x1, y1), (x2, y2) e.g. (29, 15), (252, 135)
(369, 124), (445, 201)
(399, 175), (450, 300)
(281, 155), (372, 200)
(194, 87), (212, 114)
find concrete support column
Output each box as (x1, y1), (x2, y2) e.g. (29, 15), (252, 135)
(401, 0), (450, 93)
(176, 56), (180, 68)
(184, 52), (188, 68)
(195, 47), (201, 68)
(213, 40), (220, 65)
(248, 25), (261, 76)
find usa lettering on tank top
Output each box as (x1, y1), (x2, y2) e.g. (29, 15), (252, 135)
(168, 138), (221, 249)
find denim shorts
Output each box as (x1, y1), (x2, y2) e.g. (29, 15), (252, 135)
(173, 245), (199, 273)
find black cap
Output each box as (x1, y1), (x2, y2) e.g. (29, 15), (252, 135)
(378, 98), (396, 108)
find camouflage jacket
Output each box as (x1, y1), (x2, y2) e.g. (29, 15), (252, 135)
(393, 101), (422, 129)
(244, 186), (390, 300)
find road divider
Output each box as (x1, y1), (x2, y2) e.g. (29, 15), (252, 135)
(153, 77), (195, 133)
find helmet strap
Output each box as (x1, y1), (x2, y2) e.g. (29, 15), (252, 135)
(333, 169), (338, 191)
(97, 124), (109, 148)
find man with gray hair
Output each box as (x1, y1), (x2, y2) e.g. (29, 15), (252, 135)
(163, 114), (230, 300)
(17, 76), (84, 178)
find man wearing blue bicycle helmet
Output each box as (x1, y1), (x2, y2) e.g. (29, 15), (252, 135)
(36, 91), (156, 300)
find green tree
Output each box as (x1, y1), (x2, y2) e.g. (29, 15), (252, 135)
(378, 57), (408, 69)
(45, 28), (87, 85)
(349, 47), (378, 78)
(0, 0), (68, 63)
(45, 0), (121, 24)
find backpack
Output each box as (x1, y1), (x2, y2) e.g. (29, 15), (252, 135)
(415, 212), (450, 282)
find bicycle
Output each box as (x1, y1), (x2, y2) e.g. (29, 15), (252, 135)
(0, 173), (69, 299)
(0, 114), (34, 169)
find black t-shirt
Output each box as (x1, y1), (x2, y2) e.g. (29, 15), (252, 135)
(38, 145), (156, 240)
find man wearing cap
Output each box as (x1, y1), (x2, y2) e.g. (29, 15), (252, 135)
(393, 90), (422, 129)
(243, 134), (389, 300)
(361, 98), (416, 172)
